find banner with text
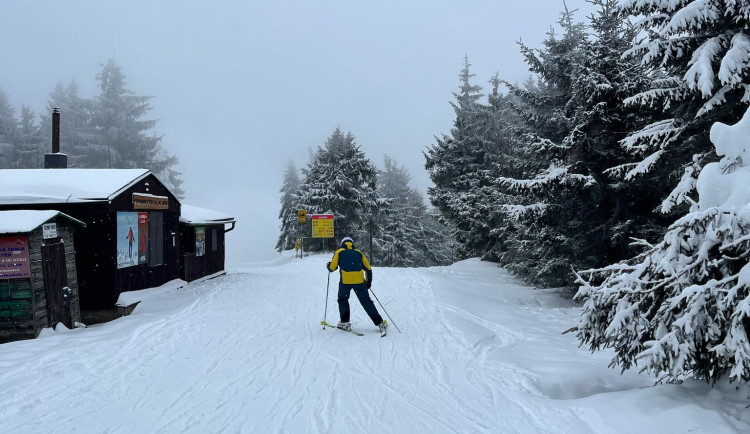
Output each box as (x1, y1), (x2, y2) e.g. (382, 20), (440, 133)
(311, 214), (334, 238)
(0, 236), (31, 279)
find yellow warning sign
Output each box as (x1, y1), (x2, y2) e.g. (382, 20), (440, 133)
(311, 214), (334, 238)
(297, 209), (307, 224)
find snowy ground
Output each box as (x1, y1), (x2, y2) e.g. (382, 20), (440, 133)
(1, 255), (749, 433)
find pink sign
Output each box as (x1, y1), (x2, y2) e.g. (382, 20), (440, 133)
(0, 236), (31, 279)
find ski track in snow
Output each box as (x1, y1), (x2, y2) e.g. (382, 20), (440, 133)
(0, 256), (747, 433)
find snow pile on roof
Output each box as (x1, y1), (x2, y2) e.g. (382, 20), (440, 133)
(180, 204), (235, 225)
(698, 108), (750, 215)
(0, 210), (85, 234)
(0, 169), (149, 204)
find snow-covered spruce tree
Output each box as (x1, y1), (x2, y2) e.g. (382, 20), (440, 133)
(0, 87), (18, 168)
(276, 160), (302, 252)
(41, 80), (96, 168)
(493, 5), (592, 287)
(373, 156), (415, 266)
(91, 59), (184, 197)
(612, 0), (750, 215)
(576, 107), (750, 383)
(425, 56), (499, 259)
(494, 1), (667, 287)
(14, 106), (44, 168)
(294, 127), (378, 251)
(374, 155), (453, 267)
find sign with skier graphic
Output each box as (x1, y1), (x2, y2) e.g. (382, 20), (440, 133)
(117, 212), (149, 269)
(311, 214), (334, 238)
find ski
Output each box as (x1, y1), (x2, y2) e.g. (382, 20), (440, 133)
(320, 321), (364, 336)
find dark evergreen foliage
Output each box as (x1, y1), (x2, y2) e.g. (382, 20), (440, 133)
(276, 160), (302, 252)
(294, 128), (378, 251)
(374, 156), (453, 267)
(0, 61), (184, 198)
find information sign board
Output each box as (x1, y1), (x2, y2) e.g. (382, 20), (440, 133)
(311, 214), (334, 238)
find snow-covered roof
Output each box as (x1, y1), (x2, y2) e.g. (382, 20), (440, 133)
(0, 169), (150, 205)
(0, 210), (85, 234)
(180, 204), (235, 225)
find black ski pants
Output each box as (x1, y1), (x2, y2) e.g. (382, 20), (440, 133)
(338, 282), (383, 325)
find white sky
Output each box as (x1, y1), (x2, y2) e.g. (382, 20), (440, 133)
(1, 0), (595, 261)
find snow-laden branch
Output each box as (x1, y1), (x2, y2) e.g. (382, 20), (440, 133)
(718, 32), (750, 87)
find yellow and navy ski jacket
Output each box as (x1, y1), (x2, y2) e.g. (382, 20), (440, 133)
(327, 241), (372, 285)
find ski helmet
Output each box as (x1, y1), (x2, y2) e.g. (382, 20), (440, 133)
(341, 236), (354, 247)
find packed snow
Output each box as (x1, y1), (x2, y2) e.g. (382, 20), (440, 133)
(0, 255), (748, 433)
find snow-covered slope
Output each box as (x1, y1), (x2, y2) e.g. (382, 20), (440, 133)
(0, 256), (747, 433)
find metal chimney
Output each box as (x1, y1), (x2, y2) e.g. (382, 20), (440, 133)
(44, 107), (67, 169)
(52, 108), (60, 153)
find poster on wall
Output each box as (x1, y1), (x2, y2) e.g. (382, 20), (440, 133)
(117, 212), (147, 269)
(0, 236), (31, 279)
(195, 227), (205, 257)
(138, 212), (149, 264)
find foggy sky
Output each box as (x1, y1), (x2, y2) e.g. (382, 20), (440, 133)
(1, 0), (595, 262)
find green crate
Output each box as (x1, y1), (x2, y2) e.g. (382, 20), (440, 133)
(10, 310), (31, 318)
(11, 291), (32, 299)
(11, 281), (30, 291)
(11, 281), (29, 289)
(0, 311), (10, 319)
(7, 301), (30, 311)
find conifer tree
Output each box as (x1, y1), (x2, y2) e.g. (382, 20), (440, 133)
(295, 127), (378, 249)
(493, 1), (665, 287)
(276, 160), (302, 252)
(91, 59), (184, 196)
(14, 106), (43, 168)
(494, 5), (592, 287)
(614, 0), (750, 214)
(576, 108), (750, 383)
(41, 80), (96, 168)
(0, 87), (18, 168)
(425, 56), (496, 258)
(575, 0), (750, 384)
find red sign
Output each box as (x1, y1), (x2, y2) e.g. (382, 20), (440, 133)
(138, 212), (149, 264)
(0, 236), (31, 279)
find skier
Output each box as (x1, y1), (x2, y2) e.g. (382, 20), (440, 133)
(126, 226), (135, 259)
(327, 236), (387, 335)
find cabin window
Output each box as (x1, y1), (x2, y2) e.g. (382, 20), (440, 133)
(212, 228), (218, 251)
(148, 212), (164, 267)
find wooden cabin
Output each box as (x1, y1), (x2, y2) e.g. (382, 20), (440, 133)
(0, 210), (84, 342)
(179, 204), (236, 282)
(0, 169), (181, 323)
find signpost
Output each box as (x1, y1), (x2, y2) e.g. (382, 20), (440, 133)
(312, 214), (335, 252)
(311, 214), (334, 239)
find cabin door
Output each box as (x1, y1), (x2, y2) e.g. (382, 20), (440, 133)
(41, 241), (72, 328)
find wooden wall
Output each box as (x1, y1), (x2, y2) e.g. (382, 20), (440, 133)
(0, 220), (81, 343)
(180, 224), (226, 282)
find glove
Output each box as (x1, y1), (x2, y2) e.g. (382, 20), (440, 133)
(326, 262), (332, 271)
(366, 281), (372, 289)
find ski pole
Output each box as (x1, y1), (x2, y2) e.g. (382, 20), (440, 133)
(323, 271), (331, 329)
(369, 287), (401, 333)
